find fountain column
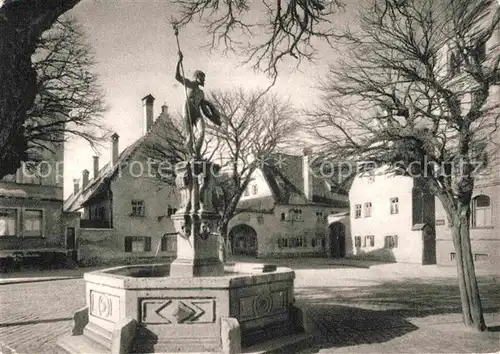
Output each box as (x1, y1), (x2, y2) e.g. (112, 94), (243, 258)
(170, 160), (224, 277)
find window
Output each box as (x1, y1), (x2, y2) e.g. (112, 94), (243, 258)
(131, 200), (145, 217)
(24, 209), (43, 237)
(450, 252), (456, 261)
(390, 197), (399, 214)
(167, 206), (174, 216)
(280, 212), (286, 221)
(354, 236), (361, 248)
(244, 187), (250, 196)
(257, 215), (264, 225)
(125, 236), (152, 252)
(252, 184), (258, 195)
(277, 238), (289, 248)
(161, 233), (177, 252)
(364, 202), (372, 217)
(311, 238), (317, 247)
(0, 208), (17, 237)
(472, 195), (492, 227)
(316, 211), (324, 222)
(288, 208), (302, 221)
(384, 235), (398, 248)
(354, 204), (362, 218)
(365, 235), (375, 247)
(289, 237), (306, 248)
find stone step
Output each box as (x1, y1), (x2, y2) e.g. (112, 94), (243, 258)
(57, 334), (110, 354)
(83, 323), (113, 349)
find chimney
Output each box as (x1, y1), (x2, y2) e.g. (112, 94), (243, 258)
(303, 147), (313, 202)
(73, 178), (80, 195)
(142, 94), (155, 135)
(82, 169), (90, 189)
(161, 103), (168, 115)
(111, 132), (119, 166)
(93, 156), (99, 179)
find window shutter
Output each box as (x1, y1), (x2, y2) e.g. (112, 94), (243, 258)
(124, 237), (132, 252)
(161, 236), (167, 251)
(145, 237), (152, 252)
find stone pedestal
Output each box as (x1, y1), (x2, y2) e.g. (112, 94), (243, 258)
(170, 160), (224, 277)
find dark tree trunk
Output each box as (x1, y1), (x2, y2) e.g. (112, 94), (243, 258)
(219, 194), (242, 263)
(0, 0), (80, 178)
(450, 201), (487, 332)
(219, 218), (230, 262)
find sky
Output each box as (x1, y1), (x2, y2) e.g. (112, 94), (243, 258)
(63, 0), (351, 198)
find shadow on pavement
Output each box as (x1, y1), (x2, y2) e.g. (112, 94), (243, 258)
(0, 317), (73, 327)
(293, 276), (500, 353)
(297, 304), (419, 353)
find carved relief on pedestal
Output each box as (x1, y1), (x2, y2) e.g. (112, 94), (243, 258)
(141, 298), (216, 324)
(89, 291), (120, 323)
(238, 290), (288, 321)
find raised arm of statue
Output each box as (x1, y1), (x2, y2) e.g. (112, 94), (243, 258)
(175, 52), (197, 89)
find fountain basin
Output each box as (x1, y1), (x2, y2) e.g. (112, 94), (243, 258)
(58, 263), (308, 353)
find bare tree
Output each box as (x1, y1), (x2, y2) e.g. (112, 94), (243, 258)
(25, 18), (106, 162)
(143, 111), (219, 183)
(308, 0), (499, 331)
(0, 0), (82, 178)
(206, 88), (299, 258)
(172, 0), (344, 84)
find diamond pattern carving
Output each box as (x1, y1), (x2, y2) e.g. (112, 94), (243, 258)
(141, 298), (215, 324)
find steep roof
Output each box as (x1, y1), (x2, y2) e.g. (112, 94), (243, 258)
(64, 136), (146, 212)
(64, 109), (173, 212)
(256, 152), (349, 208)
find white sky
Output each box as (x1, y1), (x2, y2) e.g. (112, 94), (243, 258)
(63, 0), (353, 198)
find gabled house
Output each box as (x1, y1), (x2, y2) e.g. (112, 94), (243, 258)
(64, 94), (181, 262)
(227, 148), (350, 258)
(349, 166), (436, 264)
(0, 135), (80, 264)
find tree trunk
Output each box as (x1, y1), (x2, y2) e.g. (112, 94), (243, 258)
(0, 0), (81, 178)
(219, 218), (230, 263)
(450, 201), (486, 332)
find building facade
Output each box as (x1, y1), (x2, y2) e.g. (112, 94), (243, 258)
(349, 167), (436, 264)
(0, 140), (80, 263)
(227, 149), (350, 258)
(435, 15), (500, 267)
(64, 94), (181, 262)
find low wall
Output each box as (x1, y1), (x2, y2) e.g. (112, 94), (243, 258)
(436, 239), (500, 268)
(78, 228), (120, 261)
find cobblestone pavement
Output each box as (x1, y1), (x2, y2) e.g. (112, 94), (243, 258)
(0, 263), (499, 353)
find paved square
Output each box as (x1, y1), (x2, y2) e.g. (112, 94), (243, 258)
(0, 260), (499, 353)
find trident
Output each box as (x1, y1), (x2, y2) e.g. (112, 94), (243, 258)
(172, 21), (195, 156)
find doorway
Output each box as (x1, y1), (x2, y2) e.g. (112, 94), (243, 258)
(422, 225), (436, 265)
(65, 227), (77, 262)
(229, 224), (258, 256)
(329, 222), (346, 258)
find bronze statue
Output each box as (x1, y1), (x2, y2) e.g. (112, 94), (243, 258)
(175, 51), (221, 158)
